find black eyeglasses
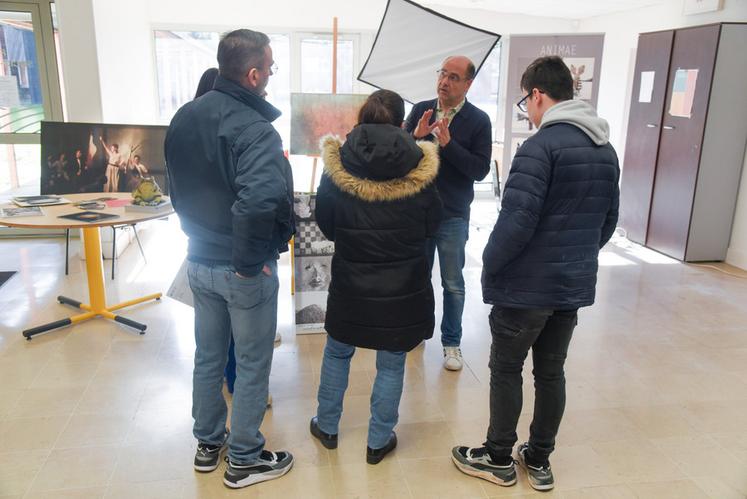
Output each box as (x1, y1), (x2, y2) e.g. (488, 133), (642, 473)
(516, 89), (543, 113)
(436, 69), (470, 84)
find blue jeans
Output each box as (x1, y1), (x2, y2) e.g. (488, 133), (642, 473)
(426, 217), (469, 347)
(316, 336), (406, 449)
(187, 260), (278, 465)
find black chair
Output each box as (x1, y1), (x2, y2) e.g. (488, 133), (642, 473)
(65, 224), (146, 279)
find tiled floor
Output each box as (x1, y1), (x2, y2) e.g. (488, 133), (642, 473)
(1, 198), (746, 498)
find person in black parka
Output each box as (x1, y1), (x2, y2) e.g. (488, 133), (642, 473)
(309, 89), (442, 465)
(452, 56), (620, 491)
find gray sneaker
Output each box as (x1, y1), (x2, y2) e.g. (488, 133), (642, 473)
(223, 450), (294, 489)
(194, 431), (229, 472)
(517, 442), (554, 491)
(451, 446), (517, 486)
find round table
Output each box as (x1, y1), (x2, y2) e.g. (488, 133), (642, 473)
(0, 192), (174, 339)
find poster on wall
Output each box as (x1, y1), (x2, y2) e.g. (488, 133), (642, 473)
(293, 192), (334, 334)
(290, 93), (367, 156)
(41, 122), (168, 196)
(502, 34), (604, 187)
(668, 69), (698, 118)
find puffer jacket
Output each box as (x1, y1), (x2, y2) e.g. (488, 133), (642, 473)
(316, 124), (443, 351)
(165, 75), (294, 276)
(482, 99), (620, 309)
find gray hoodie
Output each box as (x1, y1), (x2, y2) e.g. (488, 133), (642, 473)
(540, 99), (610, 146)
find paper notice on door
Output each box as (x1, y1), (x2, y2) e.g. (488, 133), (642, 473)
(0, 76), (21, 108)
(638, 71), (655, 103)
(668, 69), (698, 118)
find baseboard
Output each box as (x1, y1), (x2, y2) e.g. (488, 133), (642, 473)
(726, 246), (747, 271)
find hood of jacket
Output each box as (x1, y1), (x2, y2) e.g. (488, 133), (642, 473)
(540, 99), (610, 145)
(320, 126), (439, 202)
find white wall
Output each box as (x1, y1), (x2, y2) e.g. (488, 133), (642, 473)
(580, 0), (747, 269)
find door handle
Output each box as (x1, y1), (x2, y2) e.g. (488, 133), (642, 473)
(663, 125), (675, 130)
(646, 124), (658, 128)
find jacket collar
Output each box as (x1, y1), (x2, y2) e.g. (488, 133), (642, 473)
(213, 75), (281, 122)
(320, 135), (439, 202)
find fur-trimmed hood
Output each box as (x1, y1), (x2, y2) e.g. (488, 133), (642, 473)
(320, 124), (439, 202)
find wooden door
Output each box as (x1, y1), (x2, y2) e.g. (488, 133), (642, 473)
(619, 30), (673, 244)
(646, 24), (721, 260)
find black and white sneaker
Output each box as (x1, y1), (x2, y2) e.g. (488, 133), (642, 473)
(194, 431), (229, 472)
(517, 442), (554, 490)
(451, 446), (517, 486)
(223, 450), (294, 489)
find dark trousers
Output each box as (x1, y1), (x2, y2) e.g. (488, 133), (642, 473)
(485, 306), (577, 466)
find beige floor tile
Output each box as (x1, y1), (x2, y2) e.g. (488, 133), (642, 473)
(104, 480), (183, 499)
(681, 399), (747, 434)
(548, 445), (622, 491)
(29, 446), (119, 492)
(651, 435), (747, 497)
(559, 409), (645, 446)
(245, 465), (335, 498)
(619, 405), (697, 439)
(56, 413), (134, 449)
(400, 456), (488, 498)
(0, 416), (68, 451)
(558, 485), (635, 499)
(691, 476), (747, 499)
(326, 425), (373, 466)
(124, 407), (192, 445)
(398, 389), (447, 424)
(29, 360), (101, 389)
(0, 450), (49, 496)
(330, 459), (410, 499)
(110, 439), (193, 484)
(74, 383), (145, 418)
(24, 486), (107, 499)
(394, 421), (456, 460)
(626, 480), (709, 499)
(0, 389), (24, 421)
(0, 359), (47, 391)
(9, 386), (85, 418)
(591, 439), (685, 482)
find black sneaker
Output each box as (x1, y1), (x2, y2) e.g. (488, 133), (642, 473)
(366, 432), (397, 465)
(194, 431), (229, 472)
(223, 450), (294, 489)
(517, 442), (554, 490)
(451, 446), (517, 486)
(310, 417), (338, 449)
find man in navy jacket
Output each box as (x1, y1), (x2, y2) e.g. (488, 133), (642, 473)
(165, 29), (294, 489)
(405, 55), (492, 371)
(451, 56), (619, 491)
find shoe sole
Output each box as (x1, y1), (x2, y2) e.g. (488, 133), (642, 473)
(451, 455), (516, 487)
(517, 451), (554, 491)
(444, 362), (463, 371)
(223, 458), (294, 489)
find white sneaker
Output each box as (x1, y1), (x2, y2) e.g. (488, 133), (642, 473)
(274, 332), (281, 343)
(443, 347), (463, 371)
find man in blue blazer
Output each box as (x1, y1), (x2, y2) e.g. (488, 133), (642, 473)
(405, 55), (492, 371)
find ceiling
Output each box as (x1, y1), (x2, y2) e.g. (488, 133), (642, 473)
(423, 0), (677, 20)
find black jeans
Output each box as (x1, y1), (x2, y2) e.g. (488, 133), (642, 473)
(485, 306), (577, 466)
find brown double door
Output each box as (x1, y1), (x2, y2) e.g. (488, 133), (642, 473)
(619, 30), (673, 244)
(646, 24), (721, 260)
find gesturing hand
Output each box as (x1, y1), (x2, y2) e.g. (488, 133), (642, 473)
(413, 109), (438, 139)
(432, 118), (451, 147)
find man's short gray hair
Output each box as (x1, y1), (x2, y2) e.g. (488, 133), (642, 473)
(217, 29), (270, 83)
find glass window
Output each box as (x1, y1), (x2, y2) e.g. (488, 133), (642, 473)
(0, 10), (46, 134)
(0, 143), (40, 194)
(153, 31), (292, 145)
(300, 37), (354, 94)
